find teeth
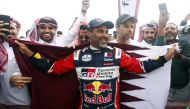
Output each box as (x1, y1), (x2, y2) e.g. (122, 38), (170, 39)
(43, 34), (50, 36)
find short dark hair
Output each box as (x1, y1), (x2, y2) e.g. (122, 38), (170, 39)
(116, 14), (138, 26)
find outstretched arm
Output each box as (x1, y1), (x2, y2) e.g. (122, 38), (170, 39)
(120, 46), (175, 73)
(15, 40), (34, 57)
(15, 40), (75, 75)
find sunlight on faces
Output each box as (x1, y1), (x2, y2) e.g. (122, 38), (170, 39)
(116, 21), (135, 40)
(90, 26), (109, 48)
(143, 28), (155, 44)
(164, 23), (178, 41)
(37, 24), (56, 43)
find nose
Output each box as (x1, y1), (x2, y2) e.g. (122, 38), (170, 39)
(147, 32), (153, 36)
(44, 27), (50, 32)
(102, 33), (109, 40)
(81, 37), (86, 41)
(167, 28), (172, 32)
(128, 27), (134, 34)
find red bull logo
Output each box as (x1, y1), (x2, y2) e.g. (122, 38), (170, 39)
(98, 83), (112, 92)
(84, 83), (95, 92)
(84, 93), (112, 104)
(84, 81), (112, 94)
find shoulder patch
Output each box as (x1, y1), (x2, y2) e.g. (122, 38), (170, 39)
(34, 52), (42, 59)
(152, 56), (159, 60)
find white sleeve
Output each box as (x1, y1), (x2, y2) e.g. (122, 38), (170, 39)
(58, 14), (87, 46)
(12, 60), (22, 76)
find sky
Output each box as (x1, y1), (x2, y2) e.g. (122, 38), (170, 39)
(0, 0), (190, 39)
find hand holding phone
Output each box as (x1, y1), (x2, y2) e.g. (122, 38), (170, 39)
(0, 14), (11, 36)
(158, 3), (168, 14)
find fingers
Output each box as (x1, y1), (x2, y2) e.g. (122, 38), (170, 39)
(71, 45), (76, 49)
(0, 21), (9, 27)
(19, 77), (32, 83)
(15, 83), (27, 89)
(165, 47), (175, 61)
(17, 85), (24, 89)
(83, 0), (89, 4)
(172, 43), (176, 48)
(171, 43), (181, 52)
(15, 77), (32, 89)
(14, 40), (34, 57)
(0, 23), (10, 33)
(82, 0), (90, 11)
(68, 44), (76, 49)
(10, 75), (32, 89)
(15, 40), (24, 46)
(0, 23), (4, 27)
(0, 24), (9, 39)
(0, 32), (6, 37)
(15, 40), (26, 48)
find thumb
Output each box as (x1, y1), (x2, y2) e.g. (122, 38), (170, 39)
(172, 43), (176, 48)
(15, 40), (22, 46)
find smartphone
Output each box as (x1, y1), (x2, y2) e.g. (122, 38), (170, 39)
(158, 3), (168, 14)
(0, 14), (11, 36)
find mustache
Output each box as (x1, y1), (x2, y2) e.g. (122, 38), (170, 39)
(41, 32), (52, 34)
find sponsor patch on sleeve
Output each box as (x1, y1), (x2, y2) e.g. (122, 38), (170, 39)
(34, 52), (42, 59)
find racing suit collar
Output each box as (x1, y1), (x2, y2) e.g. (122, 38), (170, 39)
(89, 45), (108, 54)
(90, 45), (100, 50)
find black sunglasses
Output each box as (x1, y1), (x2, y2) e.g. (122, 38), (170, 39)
(80, 25), (88, 30)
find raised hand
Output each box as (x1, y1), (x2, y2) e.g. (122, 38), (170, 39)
(81, 0), (90, 14)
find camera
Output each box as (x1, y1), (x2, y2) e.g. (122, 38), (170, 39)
(0, 14), (11, 36)
(181, 25), (190, 35)
(178, 25), (190, 42)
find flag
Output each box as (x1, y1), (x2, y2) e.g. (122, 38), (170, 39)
(10, 40), (82, 109)
(10, 40), (171, 109)
(104, 52), (113, 57)
(120, 46), (171, 109)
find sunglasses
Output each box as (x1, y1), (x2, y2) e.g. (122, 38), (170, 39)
(145, 23), (157, 28)
(79, 35), (89, 40)
(80, 25), (88, 30)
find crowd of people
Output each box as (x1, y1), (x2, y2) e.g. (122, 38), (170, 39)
(0, 0), (190, 109)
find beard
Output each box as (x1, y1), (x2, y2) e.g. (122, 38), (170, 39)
(165, 34), (176, 41)
(99, 42), (107, 48)
(144, 37), (154, 44)
(39, 32), (55, 43)
(122, 34), (131, 40)
(165, 32), (177, 41)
